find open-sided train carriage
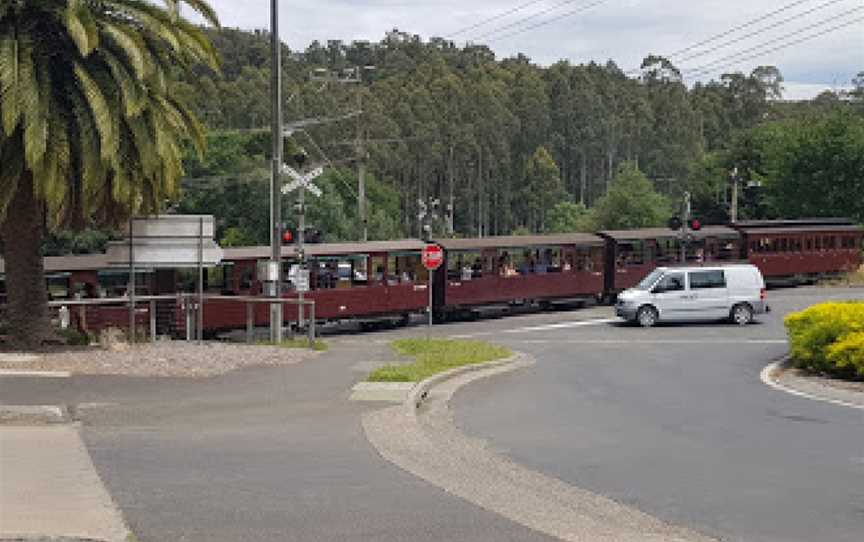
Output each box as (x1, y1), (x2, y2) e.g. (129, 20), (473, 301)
(597, 226), (743, 294)
(732, 219), (864, 282)
(433, 234), (606, 318)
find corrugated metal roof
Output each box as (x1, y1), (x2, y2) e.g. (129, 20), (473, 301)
(597, 226), (739, 241)
(436, 234), (603, 250)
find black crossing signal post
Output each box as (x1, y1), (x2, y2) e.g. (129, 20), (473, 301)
(668, 192), (700, 263)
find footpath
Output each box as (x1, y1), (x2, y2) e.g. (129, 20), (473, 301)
(0, 412), (130, 542)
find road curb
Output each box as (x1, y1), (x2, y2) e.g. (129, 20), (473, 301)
(761, 358), (864, 411)
(0, 405), (67, 425)
(406, 353), (523, 409)
(364, 351), (718, 542)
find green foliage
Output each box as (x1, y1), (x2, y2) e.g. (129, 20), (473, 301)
(545, 202), (594, 233)
(367, 339), (512, 382)
(0, 0), (220, 229)
(43, 229), (117, 256)
(784, 302), (864, 380)
(761, 112), (864, 223)
(521, 146), (567, 232)
(592, 162), (671, 230)
(58, 327), (90, 346)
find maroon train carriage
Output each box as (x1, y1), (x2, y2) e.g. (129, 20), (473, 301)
(433, 234), (606, 318)
(733, 219), (864, 282)
(207, 239), (431, 330)
(597, 226), (743, 294)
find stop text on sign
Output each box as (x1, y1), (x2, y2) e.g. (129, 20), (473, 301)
(421, 244), (443, 270)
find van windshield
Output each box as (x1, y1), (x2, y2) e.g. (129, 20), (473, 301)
(635, 269), (664, 290)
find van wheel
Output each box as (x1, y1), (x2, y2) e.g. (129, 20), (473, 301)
(636, 306), (658, 328)
(731, 303), (753, 326)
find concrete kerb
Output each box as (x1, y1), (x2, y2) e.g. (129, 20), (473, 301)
(406, 353), (525, 409)
(761, 357), (864, 410)
(364, 351), (718, 542)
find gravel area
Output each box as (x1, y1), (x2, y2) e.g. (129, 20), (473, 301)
(0, 342), (319, 378)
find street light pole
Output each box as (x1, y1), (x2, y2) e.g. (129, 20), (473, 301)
(269, 0), (283, 342)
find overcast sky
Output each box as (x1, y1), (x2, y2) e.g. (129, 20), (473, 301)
(195, 0), (863, 99)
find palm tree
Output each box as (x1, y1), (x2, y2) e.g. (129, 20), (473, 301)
(0, 0), (220, 348)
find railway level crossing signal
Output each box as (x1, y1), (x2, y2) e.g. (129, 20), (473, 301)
(421, 244), (443, 338)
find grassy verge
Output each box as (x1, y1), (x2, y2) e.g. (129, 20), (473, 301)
(257, 338), (328, 351)
(367, 338), (512, 382)
(820, 265), (864, 287)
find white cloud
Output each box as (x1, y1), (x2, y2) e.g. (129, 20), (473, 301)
(193, 0), (863, 93)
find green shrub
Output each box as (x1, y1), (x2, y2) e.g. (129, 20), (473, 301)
(58, 328), (90, 346)
(784, 302), (864, 380)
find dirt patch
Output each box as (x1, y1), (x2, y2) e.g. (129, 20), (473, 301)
(783, 366), (864, 394)
(0, 341), (319, 378)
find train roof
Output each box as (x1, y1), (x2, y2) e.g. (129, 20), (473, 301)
(222, 239), (427, 260)
(739, 224), (864, 235)
(436, 233), (603, 250)
(597, 226), (739, 241)
(732, 218), (856, 228)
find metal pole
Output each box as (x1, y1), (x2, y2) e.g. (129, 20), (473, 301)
(128, 217), (135, 344)
(197, 217), (204, 344)
(298, 186), (305, 328)
(246, 302), (253, 343)
(269, 0), (284, 343)
(307, 302), (315, 347)
(357, 90), (368, 242)
(427, 269), (433, 340)
(730, 169), (739, 223)
(681, 191), (691, 264)
(149, 300), (156, 343)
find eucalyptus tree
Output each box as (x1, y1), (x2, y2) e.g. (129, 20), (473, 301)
(0, 0), (219, 348)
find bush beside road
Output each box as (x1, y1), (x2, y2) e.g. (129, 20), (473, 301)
(785, 301), (864, 380)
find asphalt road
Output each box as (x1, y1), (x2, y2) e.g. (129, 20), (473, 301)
(1, 339), (555, 542)
(453, 287), (864, 542)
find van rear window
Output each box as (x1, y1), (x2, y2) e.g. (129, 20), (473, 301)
(689, 270), (726, 289)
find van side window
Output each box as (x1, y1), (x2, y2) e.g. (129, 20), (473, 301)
(689, 270), (726, 289)
(654, 273), (685, 293)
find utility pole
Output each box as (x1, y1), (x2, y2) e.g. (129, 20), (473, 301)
(680, 191), (691, 264)
(448, 145), (455, 236)
(310, 66), (374, 241)
(730, 167), (740, 223)
(268, 0), (283, 343)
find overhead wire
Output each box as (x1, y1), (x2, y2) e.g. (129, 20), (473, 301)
(445, 0), (547, 38)
(682, 7), (864, 78)
(468, 0), (586, 42)
(674, 0), (851, 64)
(666, 0), (816, 59)
(683, 15), (864, 79)
(483, 0), (612, 43)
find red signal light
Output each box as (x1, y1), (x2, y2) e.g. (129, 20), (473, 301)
(282, 230), (293, 243)
(689, 218), (702, 231)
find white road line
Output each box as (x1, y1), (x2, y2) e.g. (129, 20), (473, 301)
(503, 318), (619, 334)
(0, 370), (71, 378)
(760, 362), (864, 411)
(521, 338), (788, 345)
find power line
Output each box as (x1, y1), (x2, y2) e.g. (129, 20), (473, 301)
(484, 0), (610, 43)
(667, 0), (815, 59)
(683, 14), (864, 79)
(445, 0), (547, 38)
(675, 0), (851, 64)
(469, 0), (585, 42)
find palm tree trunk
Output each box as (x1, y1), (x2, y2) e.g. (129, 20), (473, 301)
(1, 174), (51, 349)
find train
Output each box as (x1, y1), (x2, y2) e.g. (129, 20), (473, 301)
(1, 218), (861, 337)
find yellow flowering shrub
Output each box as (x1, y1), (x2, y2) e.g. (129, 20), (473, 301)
(784, 301), (864, 380)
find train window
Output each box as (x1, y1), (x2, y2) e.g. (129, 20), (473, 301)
(388, 253), (421, 284)
(779, 238), (788, 252)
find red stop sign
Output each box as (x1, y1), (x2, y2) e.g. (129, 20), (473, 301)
(421, 244), (443, 270)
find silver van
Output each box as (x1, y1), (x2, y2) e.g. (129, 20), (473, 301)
(615, 265), (768, 327)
